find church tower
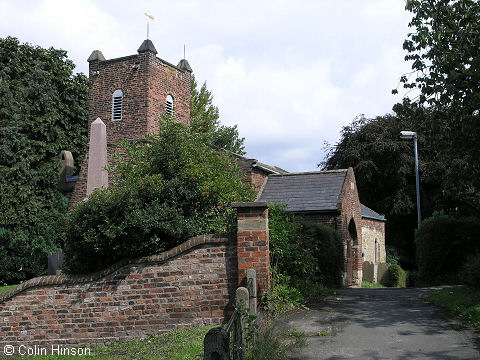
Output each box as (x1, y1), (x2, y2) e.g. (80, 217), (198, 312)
(70, 39), (192, 204)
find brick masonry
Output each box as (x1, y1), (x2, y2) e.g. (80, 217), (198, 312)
(291, 168), (363, 287)
(233, 202), (270, 298)
(336, 167), (363, 287)
(235, 158), (270, 195)
(70, 45), (191, 206)
(0, 204), (270, 352)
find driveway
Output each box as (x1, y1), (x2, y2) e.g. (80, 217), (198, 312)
(277, 287), (480, 359)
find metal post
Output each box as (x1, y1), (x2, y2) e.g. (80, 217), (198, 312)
(413, 134), (421, 227)
(400, 131), (422, 228)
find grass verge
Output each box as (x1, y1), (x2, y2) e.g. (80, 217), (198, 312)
(362, 280), (385, 288)
(0, 284), (18, 293)
(427, 286), (480, 329)
(18, 325), (215, 360)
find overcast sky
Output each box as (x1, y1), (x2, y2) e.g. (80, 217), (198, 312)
(0, 0), (413, 172)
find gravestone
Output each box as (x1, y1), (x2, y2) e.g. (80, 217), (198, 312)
(47, 249), (64, 275)
(86, 117), (108, 196)
(203, 327), (230, 360)
(58, 150), (76, 193)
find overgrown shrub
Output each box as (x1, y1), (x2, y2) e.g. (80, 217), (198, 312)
(0, 194), (67, 284)
(0, 228), (56, 285)
(261, 273), (305, 317)
(64, 120), (254, 274)
(0, 37), (88, 284)
(302, 223), (344, 288)
(386, 246), (400, 265)
(416, 213), (480, 286)
(386, 264), (406, 287)
(460, 256), (480, 289)
(268, 205), (344, 290)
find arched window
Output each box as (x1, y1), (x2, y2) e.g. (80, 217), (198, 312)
(166, 94), (174, 116)
(375, 239), (378, 264)
(112, 89), (123, 121)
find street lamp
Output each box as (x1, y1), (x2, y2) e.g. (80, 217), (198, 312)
(400, 131), (421, 227)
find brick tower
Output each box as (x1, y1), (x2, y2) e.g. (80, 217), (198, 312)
(70, 39), (192, 205)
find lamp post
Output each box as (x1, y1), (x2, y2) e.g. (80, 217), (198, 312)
(400, 131), (421, 227)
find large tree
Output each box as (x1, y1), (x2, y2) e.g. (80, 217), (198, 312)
(396, 0), (480, 110)
(322, 115), (426, 266)
(64, 119), (254, 274)
(190, 74), (246, 155)
(393, 0), (480, 214)
(0, 37), (88, 284)
(323, 0), (480, 266)
(321, 111), (459, 267)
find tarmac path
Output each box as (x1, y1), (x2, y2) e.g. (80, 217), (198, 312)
(278, 287), (480, 359)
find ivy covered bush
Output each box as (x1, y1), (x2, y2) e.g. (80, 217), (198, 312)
(64, 120), (254, 274)
(415, 213), (480, 286)
(0, 37), (88, 284)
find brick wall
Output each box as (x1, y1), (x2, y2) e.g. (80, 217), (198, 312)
(70, 46), (191, 205)
(0, 203), (269, 353)
(235, 158), (270, 195)
(233, 202), (270, 298)
(337, 167), (363, 287)
(146, 52), (191, 133)
(88, 50), (190, 145)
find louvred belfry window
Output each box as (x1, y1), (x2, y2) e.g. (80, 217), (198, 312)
(112, 89), (123, 121)
(166, 94), (174, 116)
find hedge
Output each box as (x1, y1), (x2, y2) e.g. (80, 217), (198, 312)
(416, 214), (480, 286)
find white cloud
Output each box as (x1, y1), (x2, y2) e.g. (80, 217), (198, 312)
(0, 0), (127, 74)
(0, 0), (413, 171)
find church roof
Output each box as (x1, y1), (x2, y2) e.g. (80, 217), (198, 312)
(361, 204), (386, 222)
(257, 170), (348, 212)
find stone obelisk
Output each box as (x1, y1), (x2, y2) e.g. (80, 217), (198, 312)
(86, 118), (108, 196)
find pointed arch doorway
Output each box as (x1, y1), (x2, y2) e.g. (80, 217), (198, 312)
(346, 218), (358, 286)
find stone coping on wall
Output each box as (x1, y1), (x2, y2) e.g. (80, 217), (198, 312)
(0, 233), (233, 303)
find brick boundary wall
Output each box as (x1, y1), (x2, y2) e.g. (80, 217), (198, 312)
(0, 235), (235, 351)
(233, 202), (270, 298)
(0, 203), (269, 353)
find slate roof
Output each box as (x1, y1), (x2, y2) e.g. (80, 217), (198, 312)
(361, 204), (386, 222)
(257, 170), (348, 212)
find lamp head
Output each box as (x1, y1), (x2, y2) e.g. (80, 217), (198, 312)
(400, 131), (416, 139)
